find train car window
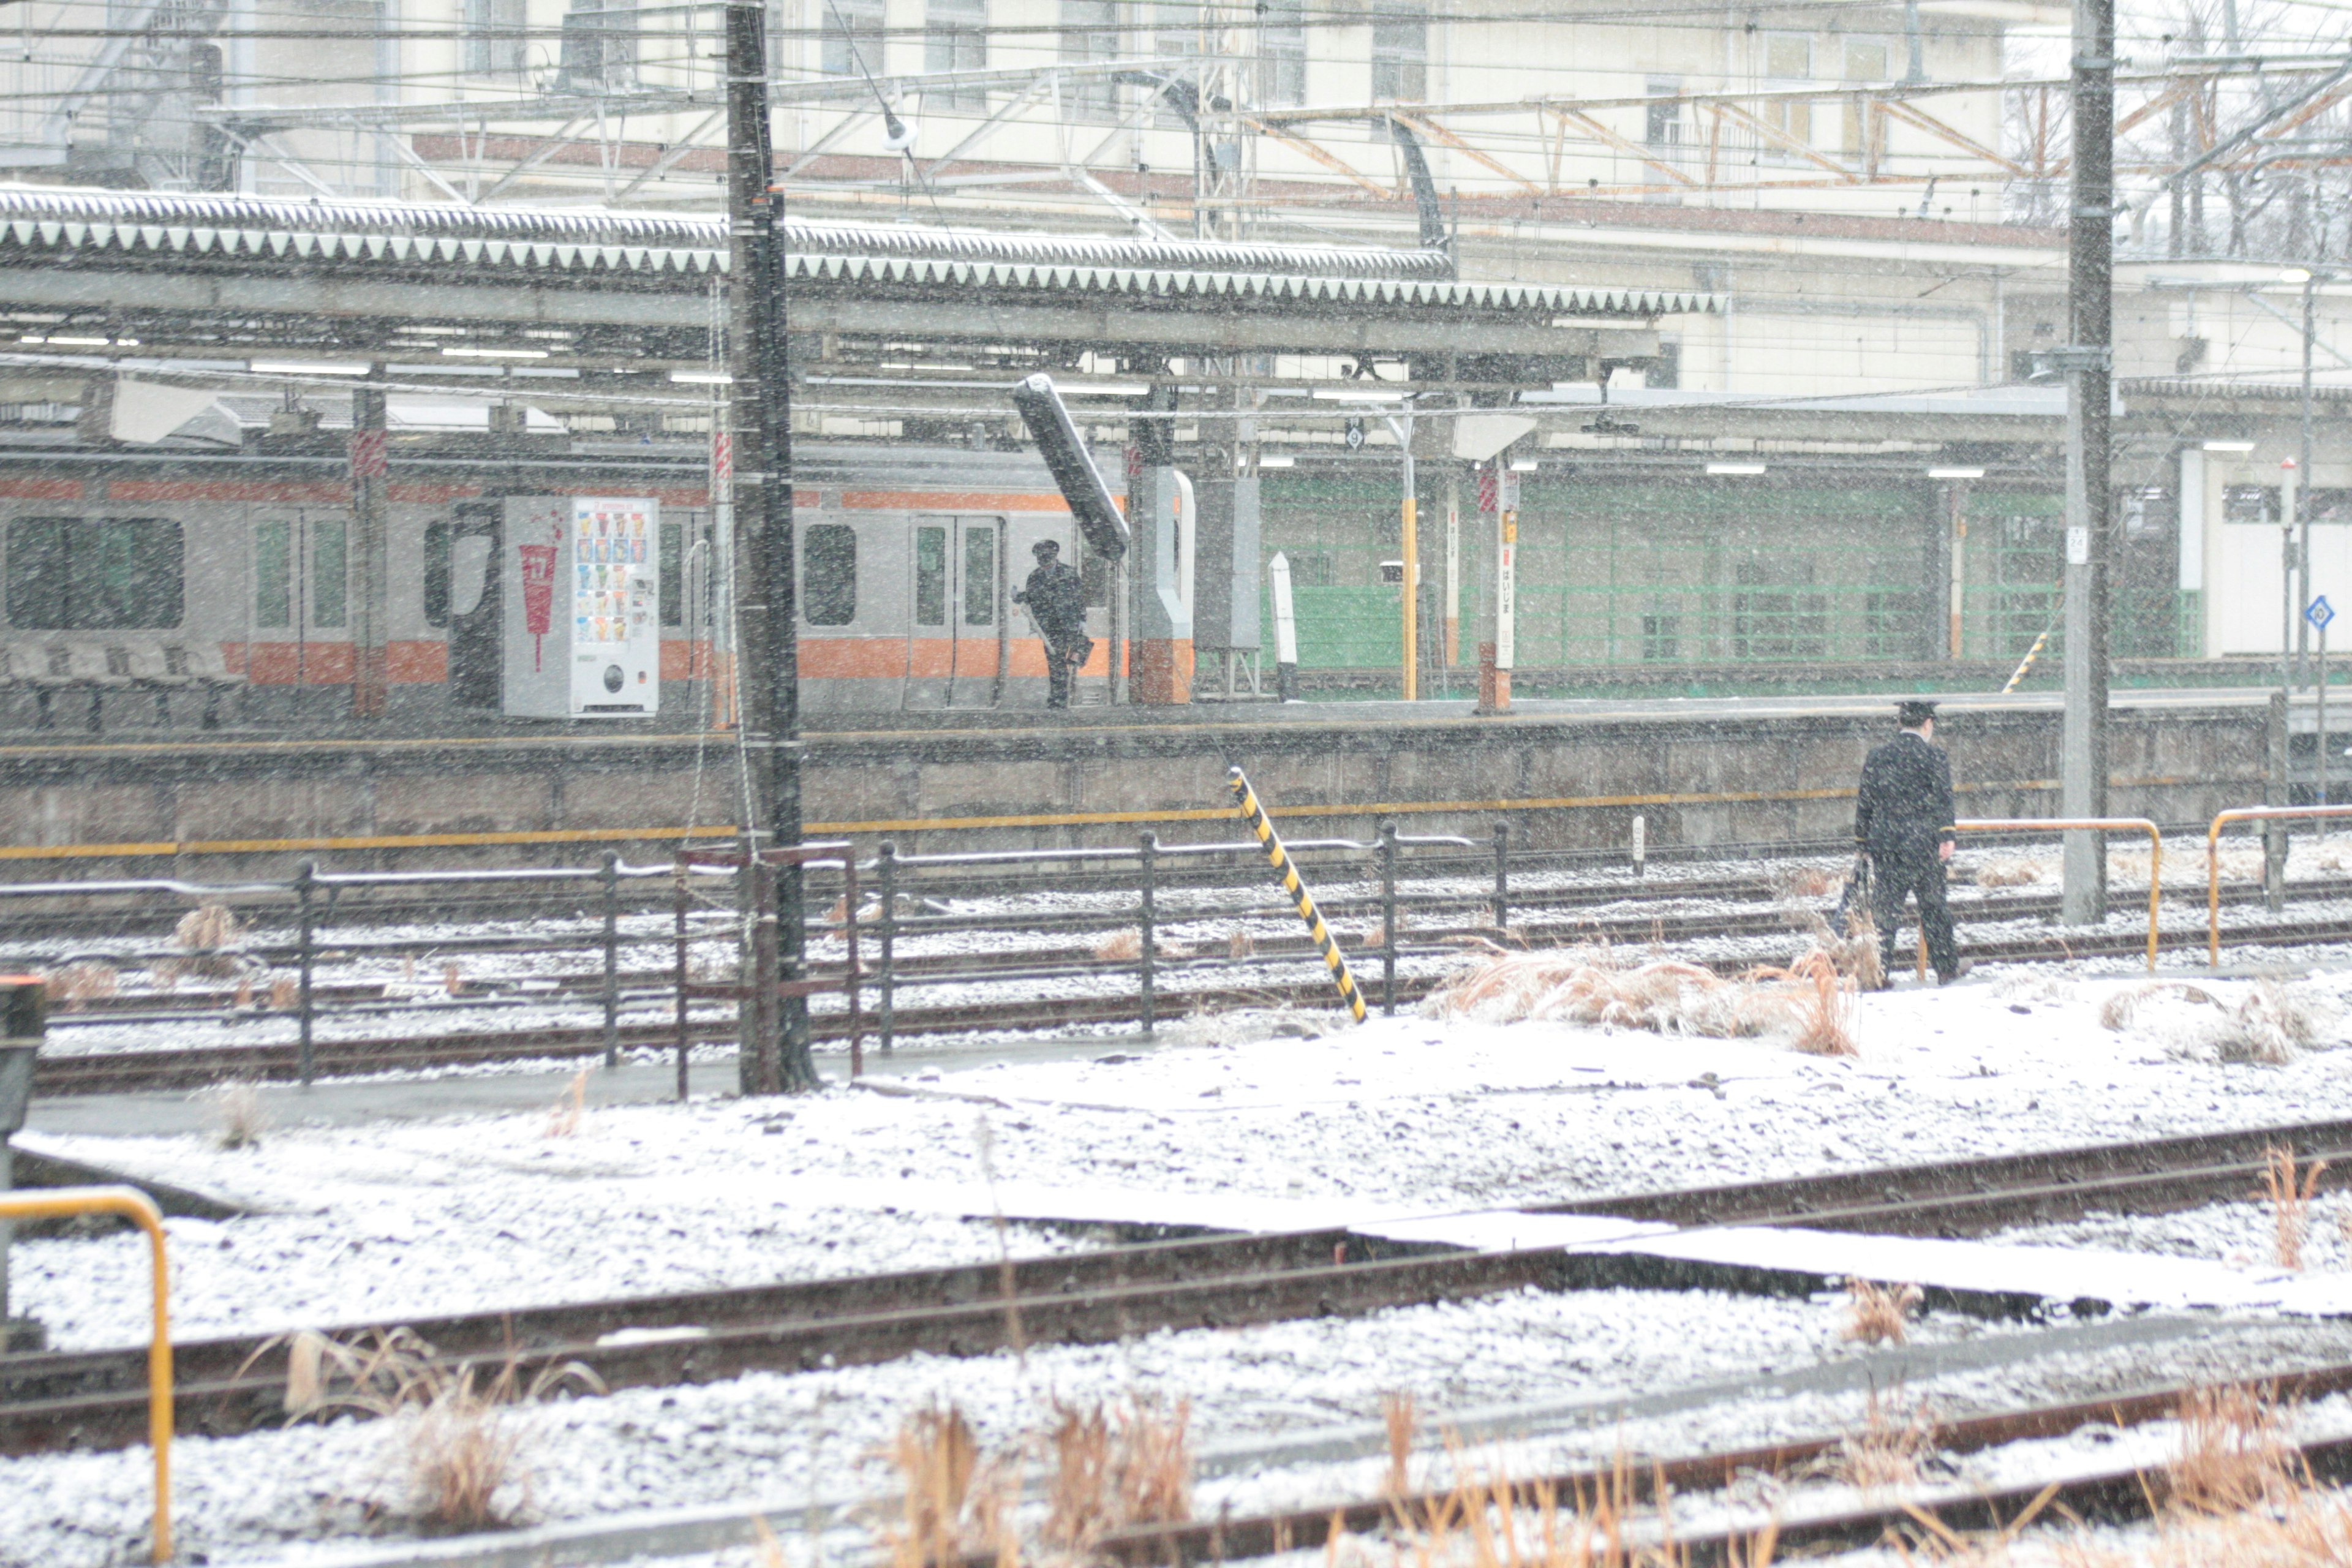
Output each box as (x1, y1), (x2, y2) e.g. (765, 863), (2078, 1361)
(804, 523), (857, 625)
(424, 522), (452, 627)
(5, 516), (183, 630)
(914, 524), (947, 626)
(311, 520), (348, 628)
(962, 526), (995, 627)
(1080, 553), (1111, 608)
(254, 519), (292, 628)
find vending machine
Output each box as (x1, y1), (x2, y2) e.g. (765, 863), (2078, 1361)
(500, 495), (661, 718)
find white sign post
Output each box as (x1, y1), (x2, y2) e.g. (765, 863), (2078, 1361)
(1268, 550), (1300, 702)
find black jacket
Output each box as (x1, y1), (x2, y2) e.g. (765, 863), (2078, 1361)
(1015, 561), (1085, 638)
(1855, 731), (1956, 856)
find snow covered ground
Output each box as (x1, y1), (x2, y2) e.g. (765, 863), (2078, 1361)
(11, 954), (2352, 1564)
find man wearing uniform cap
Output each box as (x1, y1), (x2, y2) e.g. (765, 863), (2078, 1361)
(1855, 699), (1964, 985)
(1012, 538), (1090, 709)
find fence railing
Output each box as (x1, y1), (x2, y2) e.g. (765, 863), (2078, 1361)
(1954, 817), (2163, 972)
(2207, 804), (2352, 963)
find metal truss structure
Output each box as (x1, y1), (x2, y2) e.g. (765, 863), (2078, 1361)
(5, 0), (2352, 257)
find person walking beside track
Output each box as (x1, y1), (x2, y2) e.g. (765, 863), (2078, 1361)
(1855, 698), (1966, 987)
(1013, 538), (1091, 709)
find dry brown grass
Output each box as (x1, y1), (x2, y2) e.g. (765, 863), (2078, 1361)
(251, 1327), (601, 1533)
(169, 903), (243, 978)
(2098, 981), (2222, 1031)
(1973, 858), (2046, 888)
(1830, 1390), (1938, 1491)
(2264, 1149), (2331, 1272)
(443, 962), (466, 996)
(205, 1080), (268, 1150)
(268, 973), (300, 1012)
(1384, 1390), (1420, 1500)
(544, 1070), (588, 1139)
(1770, 864), (1844, 900)
(1041, 1393), (1193, 1549)
(1795, 907), (1885, 993)
(880, 1403), (1016, 1568)
(44, 961), (117, 1010)
(1841, 1279), (1924, 1346)
(233, 974), (254, 1008)
(2166, 1385), (2303, 1518)
(1381, 1446), (1781, 1568)
(1095, 929), (1141, 962)
(1428, 946), (1860, 1055)
(1229, 930), (1257, 960)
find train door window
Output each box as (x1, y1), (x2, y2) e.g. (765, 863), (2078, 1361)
(6, 516), (184, 629)
(803, 522), (857, 625)
(423, 522), (453, 627)
(659, 520), (682, 625)
(311, 519), (348, 628)
(914, 522), (948, 626)
(961, 523), (996, 627)
(254, 518), (293, 628)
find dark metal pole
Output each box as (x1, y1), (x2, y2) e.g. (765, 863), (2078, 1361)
(1137, 831), (1157, 1033)
(1378, 819), (1398, 1016)
(294, 859), (316, 1087)
(875, 842), (897, 1053)
(2059, 0), (2114, 925)
(673, 860), (691, 1101)
(600, 850), (620, 1069)
(725, 0), (811, 1093)
(2301, 271), (2318, 687)
(1491, 819), (1510, 933)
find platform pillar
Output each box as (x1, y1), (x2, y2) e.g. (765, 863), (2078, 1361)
(350, 380), (389, 719)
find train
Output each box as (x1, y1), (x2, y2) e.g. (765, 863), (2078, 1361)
(0, 434), (1140, 728)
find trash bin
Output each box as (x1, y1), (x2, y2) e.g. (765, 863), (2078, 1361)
(2, 974), (43, 1353)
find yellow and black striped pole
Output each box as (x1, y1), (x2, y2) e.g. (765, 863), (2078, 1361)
(2002, 625), (2052, 693)
(1227, 765), (1367, 1023)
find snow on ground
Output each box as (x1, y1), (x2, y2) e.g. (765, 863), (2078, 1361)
(13, 951), (2352, 1561)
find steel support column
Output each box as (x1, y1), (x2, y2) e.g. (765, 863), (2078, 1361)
(2060, 0), (2114, 925)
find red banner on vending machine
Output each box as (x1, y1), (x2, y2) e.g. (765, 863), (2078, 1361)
(519, 541), (559, 670)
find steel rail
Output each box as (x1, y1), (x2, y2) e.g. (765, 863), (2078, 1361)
(35, 899), (2352, 1096)
(1077, 1360), (2352, 1568)
(18, 1111), (2352, 1457)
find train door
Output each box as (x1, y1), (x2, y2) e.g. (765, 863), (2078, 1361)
(912, 514), (1004, 708)
(442, 502), (502, 709)
(248, 507), (352, 717)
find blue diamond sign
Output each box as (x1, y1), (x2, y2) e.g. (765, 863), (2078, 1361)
(2310, 595), (2337, 631)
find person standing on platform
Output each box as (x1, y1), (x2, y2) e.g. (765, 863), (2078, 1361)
(1014, 538), (1088, 709)
(1855, 698), (1965, 986)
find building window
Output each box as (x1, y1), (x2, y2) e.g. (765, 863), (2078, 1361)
(804, 524), (858, 625)
(926, 0), (987, 107)
(6, 517), (184, 630)
(1841, 38), (1888, 160)
(1640, 609), (1681, 662)
(1645, 79), (1683, 150)
(1646, 338), (1681, 390)
(463, 0), (526, 80)
(2225, 484), (2282, 523)
(559, 0), (638, 92)
(659, 521), (685, 626)
(1371, 1), (1427, 102)
(963, 527), (995, 626)
(1864, 590), (1921, 658)
(1060, 0), (1120, 118)
(1732, 560), (1827, 661)
(1762, 34), (1811, 148)
(1257, 0), (1305, 105)
(823, 0), (886, 77)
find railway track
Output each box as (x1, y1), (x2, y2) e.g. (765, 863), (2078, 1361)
(1083, 1360), (2352, 1568)
(28, 888), (2352, 1096)
(13, 1115), (2350, 1457)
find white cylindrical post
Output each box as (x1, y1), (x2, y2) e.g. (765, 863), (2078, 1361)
(1632, 813), (1646, 877)
(1269, 550), (1299, 701)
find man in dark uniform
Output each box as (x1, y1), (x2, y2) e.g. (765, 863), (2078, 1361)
(1012, 538), (1088, 709)
(1855, 698), (1964, 985)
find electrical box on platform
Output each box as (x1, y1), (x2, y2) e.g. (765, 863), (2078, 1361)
(500, 496), (661, 718)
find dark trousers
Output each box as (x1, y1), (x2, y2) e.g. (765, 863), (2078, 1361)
(1869, 843), (1959, 979)
(1044, 635), (1080, 708)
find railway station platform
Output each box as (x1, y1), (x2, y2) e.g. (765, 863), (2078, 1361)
(0, 687), (2278, 876)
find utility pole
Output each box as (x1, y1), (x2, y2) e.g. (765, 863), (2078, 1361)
(725, 0), (813, 1093)
(2059, 0), (2113, 925)
(2298, 266), (2318, 687)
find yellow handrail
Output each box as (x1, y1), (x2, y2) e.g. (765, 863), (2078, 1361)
(2206, 804), (2352, 965)
(1953, 817), (2163, 973)
(0, 1186), (172, 1561)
